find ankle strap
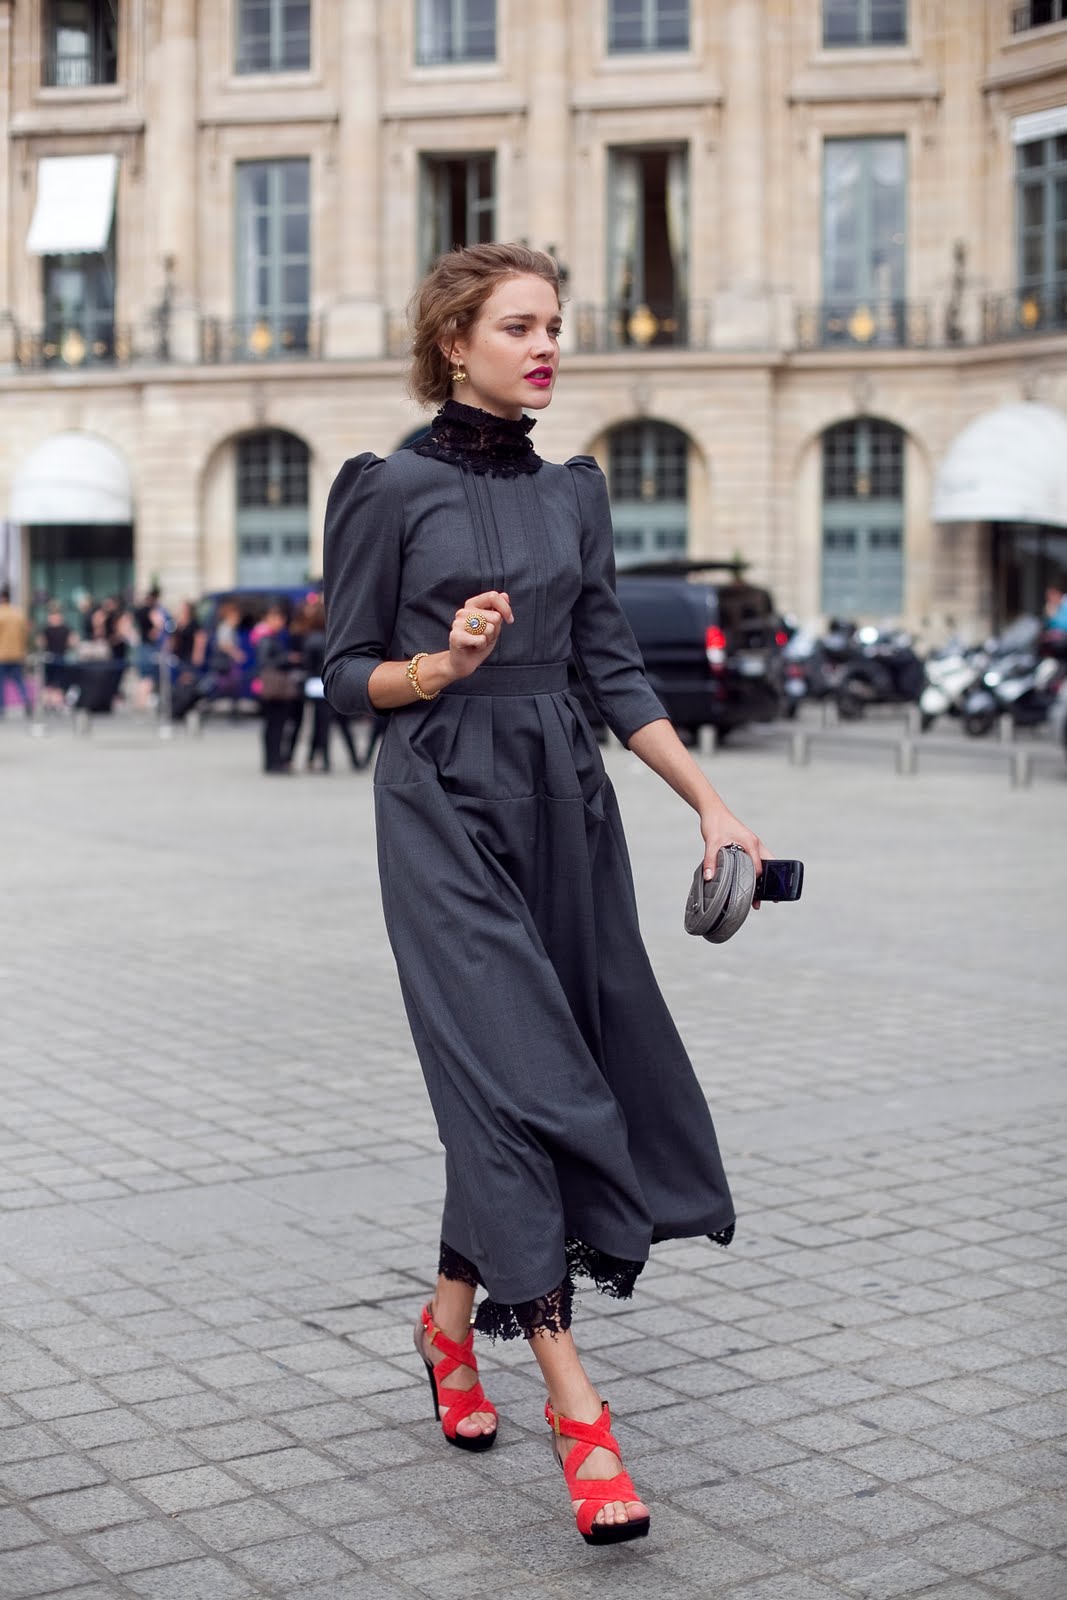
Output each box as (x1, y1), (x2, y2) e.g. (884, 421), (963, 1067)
(544, 1400), (618, 1453)
(421, 1303), (476, 1367)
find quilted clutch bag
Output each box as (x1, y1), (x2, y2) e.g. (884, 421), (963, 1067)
(684, 845), (756, 945)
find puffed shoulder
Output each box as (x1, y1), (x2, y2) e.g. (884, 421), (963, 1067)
(563, 455), (604, 479)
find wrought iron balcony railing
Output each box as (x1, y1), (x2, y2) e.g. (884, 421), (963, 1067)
(795, 300), (934, 350)
(1011, 0), (1067, 31)
(43, 42), (118, 89)
(199, 315), (323, 363)
(573, 300), (712, 353)
(983, 285), (1067, 339)
(14, 322), (130, 371)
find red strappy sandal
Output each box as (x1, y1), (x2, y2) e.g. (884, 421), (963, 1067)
(414, 1303), (497, 1453)
(545, 1398), (650, 1545)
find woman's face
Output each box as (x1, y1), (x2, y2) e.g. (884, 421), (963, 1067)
(448, 273), (561, 421)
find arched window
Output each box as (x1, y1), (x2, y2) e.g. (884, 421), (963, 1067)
(607, 421), (689, 567)
(821, 418), (904, 615)
(236, 429), (310, 588)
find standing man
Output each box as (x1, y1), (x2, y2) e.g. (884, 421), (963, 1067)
(0, 585), (30, 715)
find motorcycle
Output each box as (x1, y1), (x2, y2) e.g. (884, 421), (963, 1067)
(834, 625), (925, 720)
(961, 651), (1064, 737)
(919, 639), (988, 732)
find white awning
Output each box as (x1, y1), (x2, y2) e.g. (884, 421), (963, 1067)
(27, 154), (118, 256)
(10, 433), (133, 526)
(932, 403), (1067, 529)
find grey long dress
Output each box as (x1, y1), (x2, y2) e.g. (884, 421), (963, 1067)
(323, 404), (734, 1338)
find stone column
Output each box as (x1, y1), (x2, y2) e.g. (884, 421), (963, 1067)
(0, 1), (14, 364)
(525, 0), (569, 281)
(330, 0), (383, 356)
(146, 0), (199, 361)
(717, 0), (770, 347)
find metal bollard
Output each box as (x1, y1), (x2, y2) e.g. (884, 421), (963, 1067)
(905, 704), (921, 736)
(30, 652), (47, 738)
(789, 730), (810, 767)
(698, 724), (717, 756)
(1010, 749), (1033, 789)
(998, 713), (1014, 744)
(895, 738), (918, 776)
(820, 698), (836, 728)
(157, 649), (174, 740)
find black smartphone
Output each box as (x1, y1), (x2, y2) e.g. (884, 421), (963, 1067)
(754, 860), (804, 903)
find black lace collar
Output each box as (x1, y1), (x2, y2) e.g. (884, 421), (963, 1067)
(412, 398), (542, 477)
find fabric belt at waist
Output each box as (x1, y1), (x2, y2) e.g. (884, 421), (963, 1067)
(442, 661), (570, 697)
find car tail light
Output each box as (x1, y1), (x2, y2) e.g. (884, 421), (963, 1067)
(786, 663), (804, 679)
(775, 630), (789, 647)
(705, 625), (727, 672)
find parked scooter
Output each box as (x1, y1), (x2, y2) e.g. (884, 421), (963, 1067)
(835, 625), (925, 720)
(919, 639), (988, 732)
(961, 651), (1064, 737)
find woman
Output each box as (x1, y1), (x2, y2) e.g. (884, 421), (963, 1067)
(323, 243), (767, 1546)
(302, 599), (371, 772)
(255, 601), (301, 773)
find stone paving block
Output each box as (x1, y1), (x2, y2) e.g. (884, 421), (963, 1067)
(989, 1398), (1067, 1441)
(137, 1395), (244, 1431)
(14, 1383), (116, 1421)
(231, 1531), (362, 1586)
(227, 1446), (347, 1492)
(673, 1479), (788, 1525)
(758, 1456), (883, 1503)
(178, 1420), (291, 1462)
(0, 1544), (100, 1598)
(0, 1508), (46, 1550)
(133, 1465), (251, 1514)
(911, 1466), (1029, 1515)
(985, 1555), (1067, 1598)
(287, 1580), (415, 1600)
(817, 1548), (950, 1598)
(32, 1484), (147, 1534)
(123, 1557), (256, 1599)
(77, 1517), (205, 1574)
(179, 1499), (309, 1552)
(49, 1408), (154, 1451)
(717, 1575), (844, 1600)
(903, 1523), (1038, 1575)
(0, 1423), (65, 1465)
(0, 1453), (107, 1498)
(90, 1440), (204, 1479)
(744, 1510), (870, 1562)
(914, 1420), (1023, 1462)
(986, 1490), (1067, 1549)
(826, 1487), (951, 1539)
(838, 1438), (958, 1482)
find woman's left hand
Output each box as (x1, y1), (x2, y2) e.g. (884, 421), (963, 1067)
(700, 806), (769, 891)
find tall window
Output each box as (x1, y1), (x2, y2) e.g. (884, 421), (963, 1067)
(823, 1), (906, 45)
(1012, 2), (1067, 31)
(416, 0), (496, 65)
(420, 154), (495, 267)
(822, 137), (906, 344)
(822, 419), (904, 615)
(43, 1), (119, 88)
(607, 0), (689, 52)
(236, 430), (310, 587)
(1017, 134), (1067, 295)
(608, 422), (689, 566)
(607, 147), (688, 347)
(235, 0), (311, 73)
(43, 232), (116, 367)
(235, 160), (311, 358)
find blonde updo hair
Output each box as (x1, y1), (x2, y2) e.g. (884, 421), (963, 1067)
(409, 242), (561, 410)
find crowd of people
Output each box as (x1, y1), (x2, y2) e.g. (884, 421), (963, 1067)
(0, 584), (381, 773)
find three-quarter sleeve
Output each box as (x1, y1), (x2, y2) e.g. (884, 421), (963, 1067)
(566, 456), (668, 745)
(322, 453), (403, 718)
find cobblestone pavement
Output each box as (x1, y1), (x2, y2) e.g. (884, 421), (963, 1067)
(1, 717), (1065, 1600)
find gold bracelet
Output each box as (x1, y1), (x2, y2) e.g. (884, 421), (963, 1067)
(406, 651), (439, 702)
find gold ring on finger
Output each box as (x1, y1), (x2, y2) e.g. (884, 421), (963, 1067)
(465, 612), (487, 635)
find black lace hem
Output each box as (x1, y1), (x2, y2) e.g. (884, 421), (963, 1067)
(437, 1225), (733, 1340)
(437, 1240), (479, 1288)
(412, 398), (542, 478)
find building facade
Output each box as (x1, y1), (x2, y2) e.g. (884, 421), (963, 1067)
(1, 0), (1066, 633)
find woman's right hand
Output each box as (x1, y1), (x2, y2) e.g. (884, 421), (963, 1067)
(446, 591), (514, 680)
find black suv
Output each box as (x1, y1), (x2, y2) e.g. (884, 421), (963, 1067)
(609, 561), (785, 739)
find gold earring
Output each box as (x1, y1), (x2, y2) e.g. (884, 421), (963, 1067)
(451, 366), (468, 384)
